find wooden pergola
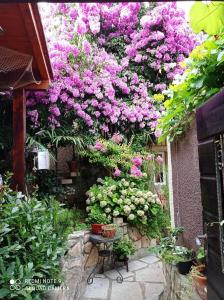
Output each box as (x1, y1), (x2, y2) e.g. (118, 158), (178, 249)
(0, 3), (53, 191)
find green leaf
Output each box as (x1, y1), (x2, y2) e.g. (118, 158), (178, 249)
(0, 288), (10, 299)
(190, 2), (224, 35)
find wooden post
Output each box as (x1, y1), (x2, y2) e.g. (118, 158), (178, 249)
(12, 89), (26, 192)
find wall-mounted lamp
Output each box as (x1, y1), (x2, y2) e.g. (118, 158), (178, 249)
(0, 26), (4, 36)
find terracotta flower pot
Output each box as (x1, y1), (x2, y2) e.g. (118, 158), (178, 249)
(192, 265), (207, 300)
(91, 224), (104, 234)
(102, 225), (116, 238)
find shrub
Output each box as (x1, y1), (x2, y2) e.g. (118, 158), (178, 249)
(86, 176), (169, 237)
(0, 176), (74, 299)
(113, 238), (136, 260)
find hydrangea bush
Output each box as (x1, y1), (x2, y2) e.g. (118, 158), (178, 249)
(86, 176), (168, 237)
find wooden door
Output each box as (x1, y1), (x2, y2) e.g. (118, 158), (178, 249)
(197, 89), (224, 300)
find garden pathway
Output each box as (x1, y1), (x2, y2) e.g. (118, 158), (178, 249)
(83, 254), (164, 300)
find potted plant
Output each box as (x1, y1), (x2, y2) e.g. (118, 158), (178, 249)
(189, 246), (207, 300)
(113, 238), (136, 271)
(102, 224), (117, 238)
(190, 264), (207, 300)
(86, 207), (109, 234)
(175, 246), (194, 275)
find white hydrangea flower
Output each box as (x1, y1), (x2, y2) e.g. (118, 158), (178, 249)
(137, 210), (144, 217)
(113, 210), (120, 217)
(124, 205), (131, 215)
(139, 198), (145, 205)
(142, 173), (147, 177)
(86, 206), (90, 212)
(121, 195), (125, 199)
(130, 204), (136, 210)
(131, 196), (135, 201)
(91, 196), (95, 202)
(100, 201), (107, 208)
(117, 199), (123, 205)
(98, 194), (102, 199)
(97, 177), (103, 183)
(134, 198), (140, 205)
(111, 185), (117, 190)
(105, 207), (111, 213)
(130, 182), (135, 187)
(128, 214), (135, 220)
(86, 198), (91, 204)
(121, 190), (127, 196)
(86, 191), (90, 196)
(108, 215), (112, 221)
(136, 191), (143, 197)
(123, 181), (129, 187)
(144, 205), (149, 211)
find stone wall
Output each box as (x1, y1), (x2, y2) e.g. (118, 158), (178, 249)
(170, 119), (203, 249)
(161, 263), (203, 300)
(46, 223), (156, 300)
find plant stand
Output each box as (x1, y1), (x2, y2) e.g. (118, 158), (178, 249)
(85, 234), (123, 285)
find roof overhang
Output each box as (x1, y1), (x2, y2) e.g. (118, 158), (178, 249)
(0, 3), (53, 90)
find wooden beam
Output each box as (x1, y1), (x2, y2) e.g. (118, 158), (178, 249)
(26, 80), (51, 90)
(12, 89), (26, 192)
(19, 3), (52, 81)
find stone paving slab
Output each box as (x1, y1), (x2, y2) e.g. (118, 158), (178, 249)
(127, 260), (148, 271)
(111, 281), (143, 300)
(82, 255), (164, 300)
(84, 278), (110, 299)
(104, 269), (134, 280)
(140, 255), (160, 265)
(144, 283), (164, 300)
(135, 262), (164, 283)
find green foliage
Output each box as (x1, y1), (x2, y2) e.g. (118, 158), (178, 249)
(159, 36), (224, 141)
(113, 238), (136, 260)
(86, 176), (169, 237)
(27, 128), (85, 151)
(0, 174), (75, 299)
(190, 1), (224, 35)
(80, 138), (149, 172)
(196, 246), (206, 264)
(86, 206), (110, 225)
(150, 227), (188, 264)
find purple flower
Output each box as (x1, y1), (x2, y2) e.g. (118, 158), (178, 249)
(114, 168), (121, 177)
(49, 106), (61, 117)
(111, 133), (123, 144)
(130, 165), (143, 177)
(156, 155), (163, 164)
(132, 156), (142, 167)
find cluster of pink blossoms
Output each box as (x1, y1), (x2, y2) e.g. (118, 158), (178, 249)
(27, 3), (197, 138)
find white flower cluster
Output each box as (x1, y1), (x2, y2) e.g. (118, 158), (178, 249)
(85, 177), (161, 225)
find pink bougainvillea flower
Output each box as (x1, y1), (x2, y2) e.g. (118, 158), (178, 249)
(155, 129), (162, 138)
(94, 141), (107, 153)
(156, 155), (163, 164)
(132, 156), (142, 167)
(111, 133), (123, 144)
(146, 154), (153, 161)
(130, 165), (143, 177)
(114, 168), (121, 177)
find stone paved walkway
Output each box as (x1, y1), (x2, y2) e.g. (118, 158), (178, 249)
(83, 255), (164, 300)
